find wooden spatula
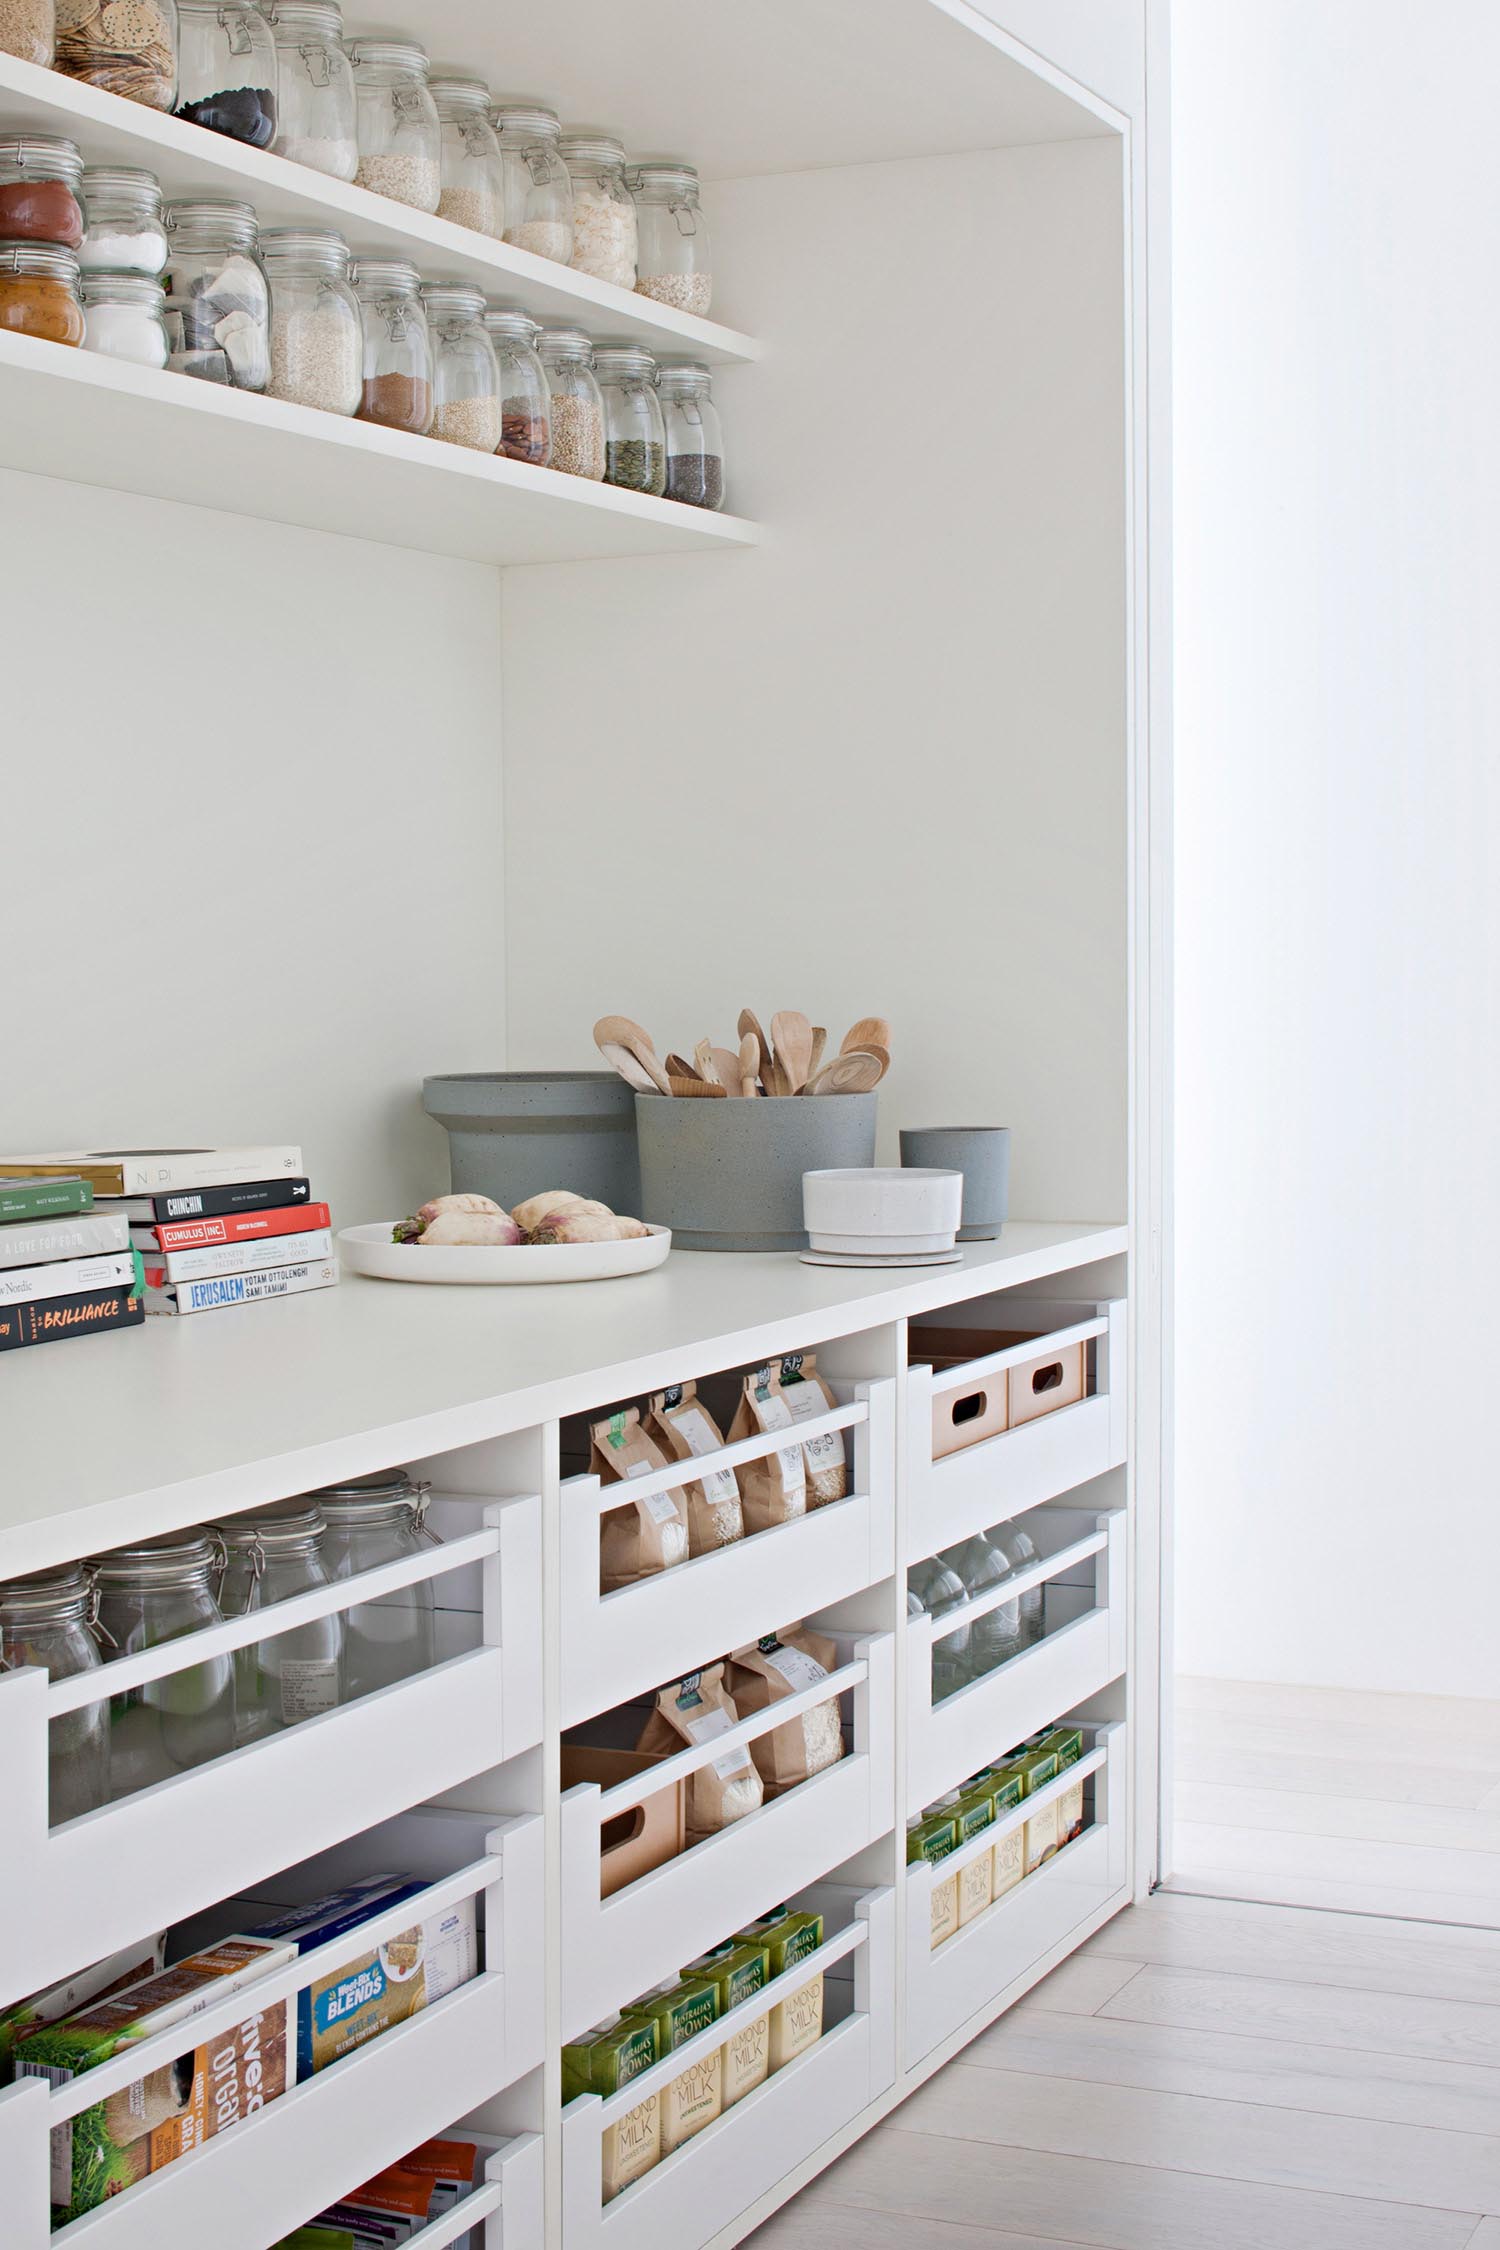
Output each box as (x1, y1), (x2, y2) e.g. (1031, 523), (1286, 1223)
(807, 1026), (828, 1079)
(841, 1016), (891, 1057)
(803, 1049), (884, 1095)
(711, 1046), (747, 1095)
(771, 1010), (815, 1092)
(594, 1015), (671, 1095)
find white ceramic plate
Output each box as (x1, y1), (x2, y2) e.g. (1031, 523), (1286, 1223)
(338, 1220), (672, 1285)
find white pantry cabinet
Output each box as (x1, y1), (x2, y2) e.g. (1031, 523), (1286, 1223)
(0, 0), (1168, 2243)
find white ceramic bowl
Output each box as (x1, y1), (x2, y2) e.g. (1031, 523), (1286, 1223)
(801, 1167), (962, 1255)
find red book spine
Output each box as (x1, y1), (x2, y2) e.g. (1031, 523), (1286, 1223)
(153, 1202), (332, 1252)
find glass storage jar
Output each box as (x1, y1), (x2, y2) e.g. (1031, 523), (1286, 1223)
(79, 165), (167, 275)
(1, 0), (53, 68)
(163, 196), (268, 386)
(346, 35), (440, 211)
(352, 255), (431, 432)
(262, 224), (361, 414)
(175, 0), (276, 146)
(265, 0), (356, 179)
(215, 1501), (343, 1744)
(594, 342), (665, 495)
(423, 280), (499, 450)
(484, 304), (549, 465)
(311, 1474), (439, 1699)
(629, 160), (711, 317)
(56, 0), (175, 110)
(0, 1569), (109, 1824)
(0, 242), (83, 345)
(92, 1533), (237, 1798)
(430, 73), (502, 237)
(494, 103), (572, 264)
(657, 358), (725, 509)
(0, 134), (84, 249)
(559, 131), (636, 289)
(81, 271), (169, 366)
(537, 324), (603, 479)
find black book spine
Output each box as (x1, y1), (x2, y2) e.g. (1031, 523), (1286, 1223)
(150, 1177), (313, 1222)
(0, 1285), (145, 1352)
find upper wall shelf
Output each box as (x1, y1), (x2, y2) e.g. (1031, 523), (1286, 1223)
(0, 330), (758, 563)
(0, 54), (760, 366)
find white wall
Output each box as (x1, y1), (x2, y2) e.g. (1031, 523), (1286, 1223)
(1173, 2), (1500, 1695)
(502, 139), (1129, 1224)
(2, 473), (506, 1221)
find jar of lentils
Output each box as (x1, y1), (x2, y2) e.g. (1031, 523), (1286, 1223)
(538, 325), (604, 479)
(346, 34), (440, 211)
(0, 242), (83, 344)
(484, 303), (550, 465)
(0, 134), (84, 249)
(0, 1568), (109, 1824)
(629, 160), (711, 317)
(0, 0), (53, 68)
(91, 1532), (237, 1797)
(352, 255), (431, 432)
(423, 280), (500, 450)
(81, 271), (169, 365)
(658, 359), (725, 509)
(79, 165), (167, 274)
(163, 196), (268, 387)
(559, 130), (636, 289)
(311, 1474), (440, 1699)
(265, 0), (357, 180)
(263, 224), (361, 414)
(214, 1500), (344, 1744)
(594, 343), (666, 495)
(430, 73), (503, 236)
(56, 0), (176, 110)
(174, 0), (276, 146)
(494, 103), (573, 264)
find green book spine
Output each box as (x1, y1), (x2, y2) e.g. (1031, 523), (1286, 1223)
(0, 1179), (95, 1223)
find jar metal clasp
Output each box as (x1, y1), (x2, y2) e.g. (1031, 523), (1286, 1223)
(220, 5), (256, 56)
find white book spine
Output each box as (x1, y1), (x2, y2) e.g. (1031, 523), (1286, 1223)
(0, 1212), (133, 1270)
(147, 1260), (339, 1317)
(0, 1251), (138, 1305)
(114, 1146), (304, 1194)
(150, 1229), (333, 1284)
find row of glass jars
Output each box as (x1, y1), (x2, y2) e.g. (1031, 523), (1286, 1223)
(1, 1), (714, 311)
(0, 1474), (441, 1822)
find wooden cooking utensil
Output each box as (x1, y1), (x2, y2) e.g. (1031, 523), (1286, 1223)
(803, 1049), (884, 1095)
(710, 1046), (746, 1096)
(694, 1038), (719, 1085)
(594, 1016), (671, 1096)
(738, 1032), (761, 1096)
(764, 1053), (792, 1097)
(667, 1075), (727, 1098)
(841, 1016), (891, 1057)
(665, 1053), (702, 1081)
(737, 1008), (774, 1081)
(770, 1010), (814, 1093)
(596, 1040), (661, 1094)
(807, 1026), (828, 1079)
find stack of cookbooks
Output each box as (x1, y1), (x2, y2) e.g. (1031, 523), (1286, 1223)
(0, 1148), (337, 1319)
(0, 1173), (145, 1353)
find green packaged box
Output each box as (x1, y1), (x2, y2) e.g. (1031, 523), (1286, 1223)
(683, 1941), (771, 2106)
(952, 1780), (998, 1927)
(734, 1906), (824, 1976)
(633, 1976), (722, 2154)
(734, 1907), (827, 2064)
(562, 2011), (663, 2203)
(907, 1813), (961, 1948)
(1008, 1746), (1060, 1872)
(1032, 1727), (1086, 1843)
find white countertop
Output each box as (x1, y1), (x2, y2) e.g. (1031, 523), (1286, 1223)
(0, 1222), (1126, 1575)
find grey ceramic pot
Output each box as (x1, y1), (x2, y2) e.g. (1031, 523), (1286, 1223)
(899, 1126), (1010, 1240)
(423, 1073), (641, 1215)
(636, 1091), (878, 1250)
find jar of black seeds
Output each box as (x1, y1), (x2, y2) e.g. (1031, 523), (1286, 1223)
(656, 359), (725, 510)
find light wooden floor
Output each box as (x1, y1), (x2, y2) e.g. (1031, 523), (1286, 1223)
(748, 1888), (1500, 2248)
(1171, 1676), (1500, 1927)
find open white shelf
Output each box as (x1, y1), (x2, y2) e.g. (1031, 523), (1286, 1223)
(0, 53), (759, 366)
(0, 331), (758, 565)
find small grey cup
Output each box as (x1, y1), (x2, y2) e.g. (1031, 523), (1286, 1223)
(898, 1127), (1010, 1241)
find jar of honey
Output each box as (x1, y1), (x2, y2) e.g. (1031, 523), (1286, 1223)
(0, 241), (84, 346)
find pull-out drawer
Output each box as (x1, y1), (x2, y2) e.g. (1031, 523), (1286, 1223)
(0, 1491), (543, 2006)
(0, 1818), (544, 2250)
(560, 1380), (896, 1725)
(904, 1722), (1127, 2068)
(907, 1300), (1126, 1560)
(906, 1507), (1127, 1812)
(560, 1633), (895, 2037)
(562, 1884), (895, 2250)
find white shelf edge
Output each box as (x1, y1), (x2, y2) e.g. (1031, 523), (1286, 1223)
(0, 51), (760, 366)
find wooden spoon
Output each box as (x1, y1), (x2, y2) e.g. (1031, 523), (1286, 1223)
(711, 1046), (747, 1096)
(738, 1032), (761, 1096)
(807, 1026), (828, 1079)
(665, 1053), (702, 1081)
(771, 1010), (815, 1093)
(667, 1075), (727, 1098)
(841, 1016), (891, 1057)
(737, 1008), (774, 1081)
(597, 1040), (662, 1094)
(594, 1015), (671, 1096)
(803, 1049), (884, 1095)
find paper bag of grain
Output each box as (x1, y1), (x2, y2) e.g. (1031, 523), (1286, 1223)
(591, 1408), (690, 1591)
(724, 1624), (845, 1795)
(645, 1381), (744, 1554)
(777, 1349), (848, 1506)
(636, 1666), (764, 1841)
(727, 1364), (806, 1531)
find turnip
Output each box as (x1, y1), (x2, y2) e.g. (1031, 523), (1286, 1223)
(418, 1210), (523, 1246)
(416, 1192), (506, 1227)
(510, 1188), (602, 1231)
(526, 1210), (626, 1245)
